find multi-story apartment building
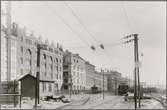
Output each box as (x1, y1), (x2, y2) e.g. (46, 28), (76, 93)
(1, 22), (64, 97)
(85, 62), (108, 91)
(94, 71), (108, 91)
(85, 61), (96, 90)
(16, 23), (64, 97)
(63, 50), (86, 94)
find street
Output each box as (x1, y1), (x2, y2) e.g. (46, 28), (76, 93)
(58, 93), (165, 109)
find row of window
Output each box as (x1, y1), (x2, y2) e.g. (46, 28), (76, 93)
(42, 54), (62, 64)
(72, 78), (85, 84)
(72, 85), (85, 90)
(41, 64), (63, 73)
(73, 59), (78, 63)
(20, 46), (63, 63)
(42, 72), (62, 80)
(73, 65), (84, 71)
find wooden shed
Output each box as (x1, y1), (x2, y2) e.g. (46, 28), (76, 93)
(18, 74), (36, 98)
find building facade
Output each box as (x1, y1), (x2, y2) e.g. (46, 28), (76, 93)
(1, 24), (17, 82)
(63, 50), (86, 94)
(1, 22), (64, 97)
(105, 70), (122, 93)
(94, 71), (108, 91)
(85, 61), (96, 90)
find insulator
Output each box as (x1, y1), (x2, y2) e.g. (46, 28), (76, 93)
(91, 45), (95, 50)
(100, 44), (104, 49)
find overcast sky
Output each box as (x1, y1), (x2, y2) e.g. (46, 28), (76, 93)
(2, 1), (166, 85)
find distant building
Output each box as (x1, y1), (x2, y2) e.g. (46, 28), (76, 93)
(63, 50), (86, 94)
(105, 70), (122, 93)
(85, 61), (96, 90)
(94, 71), (108, 91)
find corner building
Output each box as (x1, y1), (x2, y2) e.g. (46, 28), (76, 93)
(63, 50), (86, 94)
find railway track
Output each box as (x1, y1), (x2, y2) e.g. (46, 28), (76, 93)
(146, 93), (166, 108)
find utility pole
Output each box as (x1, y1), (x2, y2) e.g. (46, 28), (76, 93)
(123, 33), (140, 109)
(35, 44), (41, 108)
(6, 1), (12, 81)
(134, 34), (141, 108)
(134, 35), (138, 109)
(103, 70), (104, 100)
(36, 44), (41, 104)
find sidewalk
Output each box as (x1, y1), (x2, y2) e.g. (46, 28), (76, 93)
(0, 93), (90, 109)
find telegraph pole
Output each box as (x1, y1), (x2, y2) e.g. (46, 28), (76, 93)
(6, 1), (12, 81)
(102, 70), (104, 100)
(35, 44), (41, 108)
(123, 33), (141, 109)
(135, 34), (141, 108)
(36, 44), (41, 104)
(134, 35), (137, 109)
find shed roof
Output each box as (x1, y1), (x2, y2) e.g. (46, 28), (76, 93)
(17, 73), (54, 83)
(17, 74), (36, 81)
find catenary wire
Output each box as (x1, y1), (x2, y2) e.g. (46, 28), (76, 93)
(45, 3), (92, 50)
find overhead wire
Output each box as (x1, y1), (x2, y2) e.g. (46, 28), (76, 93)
(64, 1), (100, 45)
(64, 2), (124, 48)
(121, 1), (133, 34)
(64, 2), (110, 67)
(63, 2), (122, 68)
(45, 3), (91, 50)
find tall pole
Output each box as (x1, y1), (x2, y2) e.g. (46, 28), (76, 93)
(35, 44), (41, 107)
(135, 34), (141, 108)
(123, 33), (140, 109)
(103, 71), (104, 100)
(134, 35), (137, 109)
(6, 1), (12, 81)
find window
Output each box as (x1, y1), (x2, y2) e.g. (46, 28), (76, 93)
(49, 83), (52, 92)
(43, 54), (47, 77)
(56, 66), (58, 72)
(51, 73), (53, 79)
(56, 58), (58, 63)
(59, 74), (61, 80)
(44, 64), (47, 76)
(20, 46), (23, 53)
(49, 56), (53, 79)
(57, 74), (58, 79)
(25, 49), (32, 74)
(20, 57), (23, 64)
(59, 67), (61, 72)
